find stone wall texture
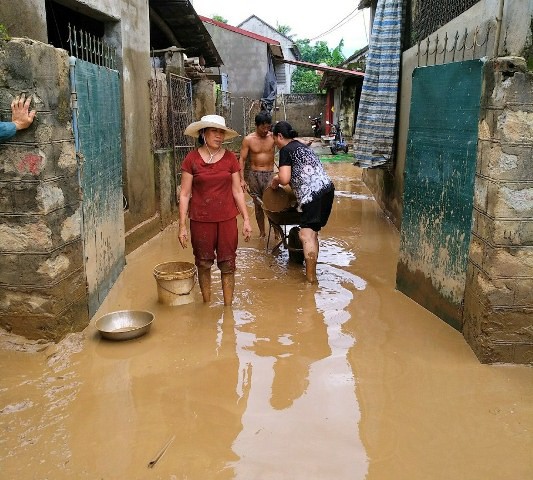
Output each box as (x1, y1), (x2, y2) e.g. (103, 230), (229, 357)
(272, 94), (327, 137)
(463, 57), (533, 364)
(0, 39), (88, 340)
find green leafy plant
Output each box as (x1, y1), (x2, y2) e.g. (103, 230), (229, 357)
(291, 39), (346, 93)
(276, 24), (293, 39)
(212, 15), (228, 24)
(0, 24), (10, 42)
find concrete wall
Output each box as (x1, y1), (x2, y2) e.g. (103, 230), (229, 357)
(0, 39), (88, 341)
(339, 79), (361, 137)
(0, 0), (160, 338)
(238, 17), (298, 94)
(192, 79), (217, 120)
(463, 57), (533, 364)
(118, 1), (155, 239)
(272, 93), (327, 137)
(0, 0), (47, 42)
(361, 0), (533, 363)
(1, 0), (159, 255)
(154, 149), (178, 230)
(203, 22), (269, 135)
(363, 0), (533, 229)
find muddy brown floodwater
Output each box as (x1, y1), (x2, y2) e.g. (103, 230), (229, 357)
(1, 162), (532, 479)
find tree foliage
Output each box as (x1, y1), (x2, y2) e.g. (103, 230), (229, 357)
(291, 39), (346, 93)
(212, 15), (228, 23)
(276, 24), (293, 38)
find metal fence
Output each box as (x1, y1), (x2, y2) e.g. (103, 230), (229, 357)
(241, 97), (262, 137)
(67, 23), (117, 69)
(216, 89), (233, 127)
(149, 72), (193, 186)
(169, 74), (194, 182)
(416, 23), (494, 67)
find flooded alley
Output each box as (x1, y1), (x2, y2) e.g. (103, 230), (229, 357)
(1, 162), (532, 479)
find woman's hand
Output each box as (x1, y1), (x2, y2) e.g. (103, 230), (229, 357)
(178, 225), (188, 248)
(11, 94), (36, 131)
(270, 175), (280, 190)
(242, 219), (252, 242)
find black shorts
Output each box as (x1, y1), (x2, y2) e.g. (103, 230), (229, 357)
(299, 187), (335, 232)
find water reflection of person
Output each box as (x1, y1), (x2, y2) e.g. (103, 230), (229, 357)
(174, 308), (248, 476)
(269, 303), (330, 410)
(246, 284), (331, 410)
(231, 272), (365, 478)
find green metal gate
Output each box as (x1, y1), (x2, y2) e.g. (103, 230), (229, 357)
(397, 60), (483, 330)
(71, 58), (124, 317)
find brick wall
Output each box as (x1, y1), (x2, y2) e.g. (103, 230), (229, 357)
(463, 57), (533, 364)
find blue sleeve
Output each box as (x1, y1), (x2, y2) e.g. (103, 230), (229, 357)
(0, 122), (17, 143)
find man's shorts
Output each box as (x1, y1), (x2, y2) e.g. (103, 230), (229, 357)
(299, 187), (335, 232)
(247, 170), (274, 202)
(190, 217), (238, 270)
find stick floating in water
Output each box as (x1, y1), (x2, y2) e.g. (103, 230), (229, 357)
(147, 435), (176, 468)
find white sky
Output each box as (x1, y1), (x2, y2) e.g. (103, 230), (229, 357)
(189, 0), (370, 57)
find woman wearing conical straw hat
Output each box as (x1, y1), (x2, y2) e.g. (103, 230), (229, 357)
(179, 115), (252, 306)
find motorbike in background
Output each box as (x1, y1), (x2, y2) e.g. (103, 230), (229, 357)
(329, 123), (349, 155)
(309, 113), (323, 137)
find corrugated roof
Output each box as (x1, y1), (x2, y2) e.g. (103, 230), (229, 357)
(277, 58), (364, 90)
(149, 0), (223, 67)
(279, 59), (365, 77)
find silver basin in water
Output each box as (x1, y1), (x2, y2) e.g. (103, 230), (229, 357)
(95, 310), (154, 341)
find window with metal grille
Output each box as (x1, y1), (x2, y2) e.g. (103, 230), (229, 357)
(409, 0), (479, 46)
(275, 63), (286, 85)
(45, 0), (116, 68)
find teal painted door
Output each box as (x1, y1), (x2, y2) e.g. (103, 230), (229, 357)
(73, 59), (125, 317)
(397, 60), (483, 330)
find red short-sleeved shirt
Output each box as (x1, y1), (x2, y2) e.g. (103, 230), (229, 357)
(181, 149), (240, 222)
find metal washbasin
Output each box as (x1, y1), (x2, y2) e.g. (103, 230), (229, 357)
(95, 310), (154, 341)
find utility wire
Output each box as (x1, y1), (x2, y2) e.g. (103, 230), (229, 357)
(308, 8), (362, 41)
(309, 13), (357, 41)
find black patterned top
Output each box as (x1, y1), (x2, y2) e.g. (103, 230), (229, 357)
(278, 140), (334, 206)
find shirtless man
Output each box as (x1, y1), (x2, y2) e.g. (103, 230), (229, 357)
(240, 111), (276, 238)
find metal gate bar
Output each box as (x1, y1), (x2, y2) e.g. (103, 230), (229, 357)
(168, 73), (194, 184)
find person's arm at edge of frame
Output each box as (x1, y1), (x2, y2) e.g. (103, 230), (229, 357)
(178, 171), (193, 248)
(0, 121), (16, 143)
(231, 171), (252, 242)
(270, 165), (291, 190)
(239, 136), (250, 192)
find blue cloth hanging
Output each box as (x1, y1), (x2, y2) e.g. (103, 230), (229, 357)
(353, 0), (405, 168)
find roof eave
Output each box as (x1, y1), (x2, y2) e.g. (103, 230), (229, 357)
(149, 0), (223, 67)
